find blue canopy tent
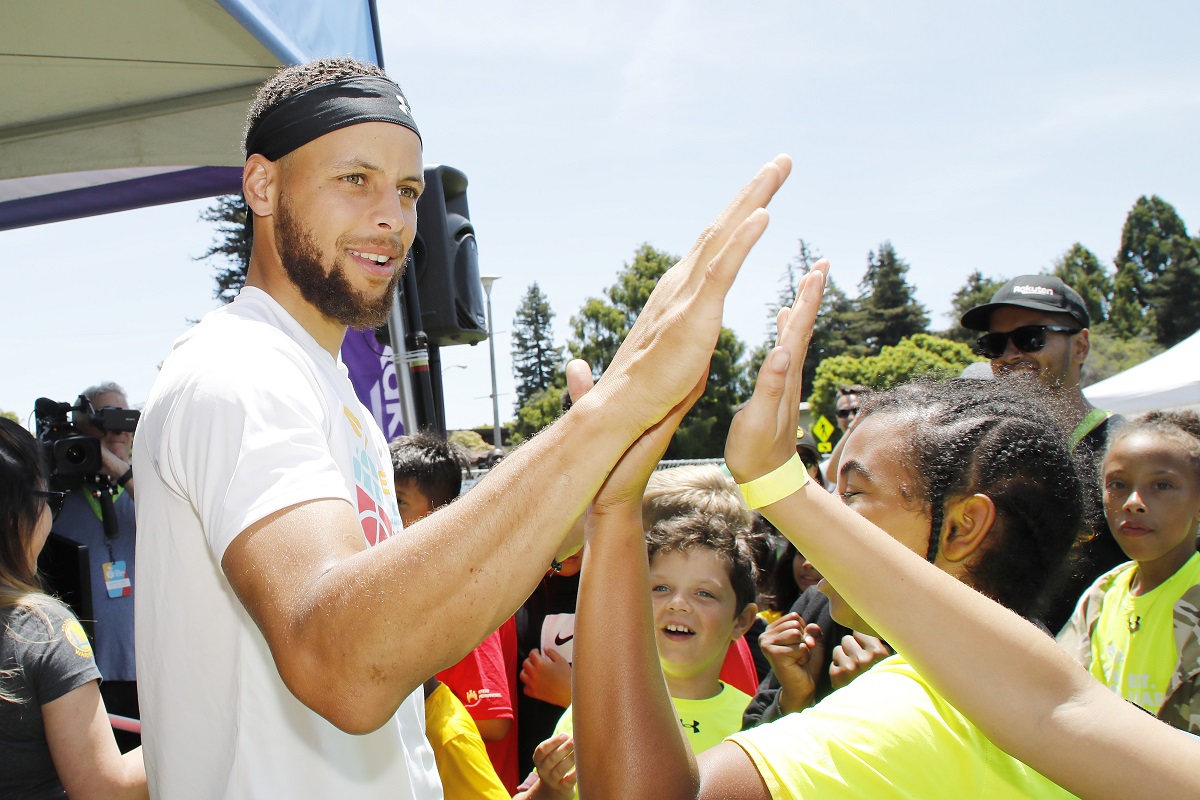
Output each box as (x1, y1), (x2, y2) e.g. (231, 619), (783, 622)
(0, 0), (384, 230)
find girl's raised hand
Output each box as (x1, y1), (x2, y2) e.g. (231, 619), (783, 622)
(725, 259), (829, 483)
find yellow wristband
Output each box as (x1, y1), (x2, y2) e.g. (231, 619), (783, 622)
(737, 453), (810, 509)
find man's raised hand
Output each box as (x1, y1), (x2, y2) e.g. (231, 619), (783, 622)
(590, 156), (792, 437)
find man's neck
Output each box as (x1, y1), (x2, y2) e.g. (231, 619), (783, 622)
(245, 257), (347, 357)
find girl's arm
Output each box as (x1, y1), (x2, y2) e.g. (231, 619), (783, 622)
(570, 363), (772, 800)
(725, 261), (1200, 800)
(43, 679), (148, 800)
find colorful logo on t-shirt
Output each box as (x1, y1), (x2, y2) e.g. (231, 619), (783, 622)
(62, 619), (94, 659)
(344, 406), (398, 547)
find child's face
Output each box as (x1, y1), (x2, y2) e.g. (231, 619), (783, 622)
(1103, 432), (1200, 574)
(649, 548), (751, 686)
(395, 478), (436, 527)
(825, 412), (934, 634)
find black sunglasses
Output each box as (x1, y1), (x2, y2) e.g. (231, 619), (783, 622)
(975, 325), (1079, 360)
(836, 407), (860, 419)
(34, 489), (67, 520)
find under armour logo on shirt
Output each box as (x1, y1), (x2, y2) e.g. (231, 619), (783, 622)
(396, 94), (411, 115)
(681, 719), (700, 734)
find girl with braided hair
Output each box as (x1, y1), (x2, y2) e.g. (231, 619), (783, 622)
(569, 262), (1199, 800)
(1058, 410), (1200, 733)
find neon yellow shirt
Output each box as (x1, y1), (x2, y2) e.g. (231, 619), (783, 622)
(554, 682), (751, 799)
(729, 655), (1076, 799)
(424, 683), (510, 800)
(1089, 552), (1200, 714)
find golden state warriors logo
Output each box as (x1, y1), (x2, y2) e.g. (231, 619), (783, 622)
(62, 619), (94, 659)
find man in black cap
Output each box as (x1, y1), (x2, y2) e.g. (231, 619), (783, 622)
(961, 274), (1122, 631)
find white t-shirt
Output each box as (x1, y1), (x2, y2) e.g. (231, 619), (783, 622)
(134, 287), (440, 800)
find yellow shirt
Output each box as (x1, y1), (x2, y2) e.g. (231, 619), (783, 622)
(1089, 553), (1200, 714)
(553, 682), (751, 799)
(729, 655), (1077, 799)
(424, 683), (510, 800)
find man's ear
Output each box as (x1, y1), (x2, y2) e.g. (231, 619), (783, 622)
(732, 603), (758, 641)
(243, 154), (278, 218)
(1073, 327), (1091, 367)
(939, 494), (997, 564)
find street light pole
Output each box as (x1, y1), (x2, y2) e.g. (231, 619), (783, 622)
(480, 275), (502, 450)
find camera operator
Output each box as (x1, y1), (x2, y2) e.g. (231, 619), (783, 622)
(54, 381), (139, 750)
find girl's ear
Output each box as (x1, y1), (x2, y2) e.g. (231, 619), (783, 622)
(939, 493), (997, 564)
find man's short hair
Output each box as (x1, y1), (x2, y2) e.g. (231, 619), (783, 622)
(839, 385), (869, 397)
(243, 57), (394, 156)
(81, 381), (127, 404)
(389, 433), (466, 510)
(642, 465), (750, 532)
(645, 512), (757, 615)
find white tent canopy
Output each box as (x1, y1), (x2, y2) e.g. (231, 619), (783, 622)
(0, 0), (381, 230)
(1083, 329), (1200, 415)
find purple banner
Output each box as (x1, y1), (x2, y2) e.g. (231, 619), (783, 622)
(341, 329), (405, 441)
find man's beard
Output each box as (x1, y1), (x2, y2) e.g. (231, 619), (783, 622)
(275, 198), (405, 330)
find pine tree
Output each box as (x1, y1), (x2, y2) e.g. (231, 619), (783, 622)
(1052, 244), (1111, 327)
(858, 241), (929, 352)
(1111, 195), (1200, 345)
(943, 270), (1006, 343)
(510, 283), (562, 409)
(198, 194), (253, 303)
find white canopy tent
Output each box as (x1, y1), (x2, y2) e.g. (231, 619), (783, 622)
(1083, 329), (1200, 415)
(0, 0), (382, 230)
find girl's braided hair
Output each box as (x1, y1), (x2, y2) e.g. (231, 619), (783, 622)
(859, 377), (1090, 619)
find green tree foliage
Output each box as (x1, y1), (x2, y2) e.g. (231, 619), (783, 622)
(509, 381), (569, 445)
(567, 243), (751, 458)
(1052, 243), (1111, 327)
(668, 327), (748, 459)
(0, 409), (17, 423)
(943, 270), (1006, 343)
(749, 242), (871, 395)
(1081, 328), (1163, 388)
(808, 334), (980, 421)
(858, 242), (929, 352)
(1111, 195), (1200, 345)
(199, 194), (253, 303)
(511, 282), (562, 409)
(568, 243), (676, 377)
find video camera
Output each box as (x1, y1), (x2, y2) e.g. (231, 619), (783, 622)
(34, 395), (139, 492)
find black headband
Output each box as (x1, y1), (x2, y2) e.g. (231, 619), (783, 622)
(245, 76), (421, 161)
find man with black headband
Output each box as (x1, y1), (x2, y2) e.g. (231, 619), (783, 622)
(133, 57), (792, 799)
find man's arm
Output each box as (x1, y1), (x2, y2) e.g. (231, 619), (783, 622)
(221, 156), (793, 734)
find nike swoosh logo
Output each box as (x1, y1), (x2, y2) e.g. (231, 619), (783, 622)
(554, 633), (574, 647)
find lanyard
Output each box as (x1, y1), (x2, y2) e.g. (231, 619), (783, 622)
(1070, 408), (1112, 450)
(83, 486), (123, 562)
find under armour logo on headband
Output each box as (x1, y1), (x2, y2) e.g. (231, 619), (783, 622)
(245, 76), (422, 161)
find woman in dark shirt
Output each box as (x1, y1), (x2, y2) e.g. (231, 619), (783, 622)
(0, 418), (146, 799)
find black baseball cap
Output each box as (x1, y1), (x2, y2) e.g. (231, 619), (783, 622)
(960, 275), (1090, 331)
(795, 426), (820, 463)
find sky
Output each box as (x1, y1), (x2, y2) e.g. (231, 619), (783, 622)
(3, 0), (1199, 433)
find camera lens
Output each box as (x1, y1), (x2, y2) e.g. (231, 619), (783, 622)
(64, 443), (90, 465)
